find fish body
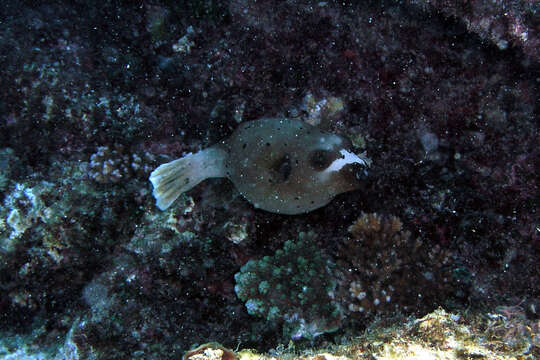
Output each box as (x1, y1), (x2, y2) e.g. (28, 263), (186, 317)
(150, 117), (370, 214)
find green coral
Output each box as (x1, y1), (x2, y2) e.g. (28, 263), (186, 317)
(234, 232), (342, 340)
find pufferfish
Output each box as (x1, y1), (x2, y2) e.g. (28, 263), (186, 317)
(150, 117), (370, 215)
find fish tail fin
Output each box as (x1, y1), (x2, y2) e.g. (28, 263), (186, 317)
(149, 145), (227, 210)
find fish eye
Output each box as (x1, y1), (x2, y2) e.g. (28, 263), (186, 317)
(309, 149), (332, 170)
(269, 153), (292, 183)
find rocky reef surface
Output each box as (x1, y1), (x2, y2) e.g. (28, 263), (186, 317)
(0, 1), (538, 359)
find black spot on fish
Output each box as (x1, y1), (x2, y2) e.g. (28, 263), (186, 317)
(309, 149), (332, 170)
(270, 154), (292, 183)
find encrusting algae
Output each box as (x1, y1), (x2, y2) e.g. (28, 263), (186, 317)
(183, 308), (539, 360)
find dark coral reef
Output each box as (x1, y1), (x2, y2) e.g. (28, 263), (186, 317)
(0, 0), (538, 359)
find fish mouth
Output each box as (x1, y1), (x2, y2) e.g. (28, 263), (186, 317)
(355, 166), (369, 180)
(339, 149), (370, 182)
(340, 161), (368, 181)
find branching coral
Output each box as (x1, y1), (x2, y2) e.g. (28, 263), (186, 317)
(340, 213), (413, 315)
(89, 145), (156, 183)
(335, 213), (462, 319)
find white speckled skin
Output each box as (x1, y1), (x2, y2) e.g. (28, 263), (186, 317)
(224, 117), (369, 214)
(150, 117), (370, 214)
